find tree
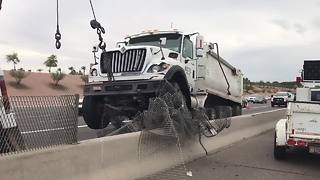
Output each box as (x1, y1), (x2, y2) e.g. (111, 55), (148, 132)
(9, 69), (27, 85)
(80, 75), (88, 83)
(81, 66), (86, 75)
(44, 55), (58, 72)
(6, 52), (20, 70)
(68, 66), (77, 75)
(50, 70), (66, 86)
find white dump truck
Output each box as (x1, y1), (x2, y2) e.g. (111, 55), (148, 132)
(274, 60), (320, 159)
(83, 30), (243, 129)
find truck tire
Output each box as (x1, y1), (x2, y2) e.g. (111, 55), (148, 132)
(82, 96), (110, 129)
(232, 104), (242, 116)
(205, 108), (216, 120)
(171, 81), (186, 108)
(214, 106), (232, 119)
(274, 132), (286, 160)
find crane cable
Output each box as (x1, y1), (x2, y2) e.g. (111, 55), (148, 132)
(55, 0), (61, 49)
(88, 0), (114, 81)
(89, 0), (106, 51)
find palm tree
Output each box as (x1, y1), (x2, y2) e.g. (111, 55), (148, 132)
(81, 66), (86, 75)
(44, 55), (58, 72)
(6, 52), (20, 70)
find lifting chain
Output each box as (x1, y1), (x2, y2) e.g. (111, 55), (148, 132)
(89, 0), (106, 51)
(90, 19), (106, 51)
(55, 0), (61, 49)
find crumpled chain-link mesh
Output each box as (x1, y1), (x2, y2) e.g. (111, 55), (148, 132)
(136, 80), (231, 179)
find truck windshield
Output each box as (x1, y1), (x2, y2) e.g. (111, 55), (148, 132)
(275, 93), (288, 96)
(128, 33), (182, 53)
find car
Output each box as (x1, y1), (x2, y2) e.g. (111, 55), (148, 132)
(0, 68), (25, 153)
(271, 92), (294, 107)
(253, 96), (267, 104)
(247, 96), (256, 103)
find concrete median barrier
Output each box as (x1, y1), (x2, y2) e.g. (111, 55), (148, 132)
(0, 109), (286, 180)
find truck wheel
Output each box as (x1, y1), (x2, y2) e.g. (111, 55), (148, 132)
(171, 82), (186, 108)
(232, 104), (242, 116)
(274, 132), (286, 160)
(83, 96), (110, 129)
(205, 108), (216, 120)
(215, 106), (232, 119)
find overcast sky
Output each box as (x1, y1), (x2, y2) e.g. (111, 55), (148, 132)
(1, 0), (319, 81)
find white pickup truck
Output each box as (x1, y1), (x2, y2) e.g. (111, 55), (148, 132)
(274, 60), (320, 159)
(83, 30), (243, 129)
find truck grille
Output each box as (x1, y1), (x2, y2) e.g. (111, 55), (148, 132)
(273, 98), (284, 102)
(101, 49), (146, 73)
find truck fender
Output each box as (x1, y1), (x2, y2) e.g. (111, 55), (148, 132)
(275, 119), (287, 146)
(164, 66), (191, 109)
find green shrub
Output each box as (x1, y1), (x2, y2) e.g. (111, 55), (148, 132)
(50, 71), (66, 86)
(9, 69), (27, 85)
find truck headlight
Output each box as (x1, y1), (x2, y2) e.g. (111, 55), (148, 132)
(147, 63), (170, 73)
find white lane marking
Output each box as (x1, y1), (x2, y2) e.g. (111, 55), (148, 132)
(21, 127), (66, 134)
(21, 125), (88, 134)
(243, 105), (269, 110)
(237, 108), (286, 119)
(78, 125), (88, 128)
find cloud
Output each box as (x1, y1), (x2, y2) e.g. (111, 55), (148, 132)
(293, 23), (306, 34)
(0, 0), (320, 82)
(271, 19), (290, 30)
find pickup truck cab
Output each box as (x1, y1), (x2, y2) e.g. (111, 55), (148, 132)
(0, 69), (25, 153)
(271, 92), (294, 107)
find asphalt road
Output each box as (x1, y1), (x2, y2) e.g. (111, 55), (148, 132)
(242, 101), (279, 115)
(77, 101), (282, 141)
(180, 130), (320, 180)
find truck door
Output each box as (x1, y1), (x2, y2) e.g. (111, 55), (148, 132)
(182, 36), (196, 93)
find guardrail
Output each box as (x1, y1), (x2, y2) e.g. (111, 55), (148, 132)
(0, 109), (286, 180)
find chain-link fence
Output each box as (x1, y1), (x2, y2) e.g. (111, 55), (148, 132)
(134, 80), (231, 180)
(0, 95), (79, 155)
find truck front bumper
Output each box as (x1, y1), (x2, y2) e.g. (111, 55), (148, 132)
(83, 79), (164, 96)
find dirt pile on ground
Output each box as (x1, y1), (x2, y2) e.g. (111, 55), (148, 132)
(245, 85), (295, 96)
(4, 71), (84, 96)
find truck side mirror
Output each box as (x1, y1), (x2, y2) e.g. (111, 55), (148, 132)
(196, 35), (204, 57)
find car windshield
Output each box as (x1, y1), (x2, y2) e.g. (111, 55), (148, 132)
(274, 93), (288, 96)
(128, 33), (182, 52)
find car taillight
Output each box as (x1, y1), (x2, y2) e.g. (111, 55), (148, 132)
(287, 139), (296, 146)
(297, 140), (307, 147)
(0, 79), (11, 113)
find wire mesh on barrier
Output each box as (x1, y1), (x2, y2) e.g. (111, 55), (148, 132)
(136, 80), (231, 180)
(0, 95), (79, 155)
